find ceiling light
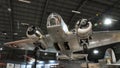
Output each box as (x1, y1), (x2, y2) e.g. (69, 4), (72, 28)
(2, 33), (7, 35)
(104, 18), (112, 25)
(0, 48), (3, 51)
(18, 0), (31, 3)
(93, 49), (99, 55)
(72, 10), (81, 14)
(94, 23), (98, 26)
(21, 23), (29, 26)
(8, 8), (11, 12)
(13, 33), (18, 35)
(44, 53), (48, 55)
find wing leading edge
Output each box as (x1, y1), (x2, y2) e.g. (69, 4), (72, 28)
(4, 31), (120, 52)
(88, 31), (120, 49)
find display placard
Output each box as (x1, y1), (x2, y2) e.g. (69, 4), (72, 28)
(6, 63), (14, 68)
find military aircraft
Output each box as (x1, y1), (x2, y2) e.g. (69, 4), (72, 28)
(4, 13), (120, 59)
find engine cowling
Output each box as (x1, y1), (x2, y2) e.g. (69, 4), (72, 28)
(26, 26), (43, 41)
(75, 19), (92, 39)
(26, 26), (47, 50)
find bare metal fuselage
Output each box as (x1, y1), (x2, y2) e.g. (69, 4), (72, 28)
(47, 25), (82, 56)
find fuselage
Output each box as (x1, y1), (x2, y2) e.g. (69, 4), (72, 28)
(4, 13), (92, 59)
(46, 13), (82, 57)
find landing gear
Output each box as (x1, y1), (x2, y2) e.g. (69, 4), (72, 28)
(80, 39), (89, 54)
(33, 47), (40, 68)
(82, 44), (88, 53)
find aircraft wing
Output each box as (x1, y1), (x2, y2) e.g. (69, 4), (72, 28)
(3, 35), (57, 52)
(4, 38), (35, 50)
(3, 31), (120, 52)
(88, 31), (120, 49)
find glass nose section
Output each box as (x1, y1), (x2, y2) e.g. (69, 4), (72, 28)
(47, 13), (61, 26)
(50, 18), (57, 25)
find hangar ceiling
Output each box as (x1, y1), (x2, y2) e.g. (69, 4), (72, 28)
(0, 0), (120, 43)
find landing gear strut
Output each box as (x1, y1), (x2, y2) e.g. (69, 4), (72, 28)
(33, 47), (40, 68)
(83, 44), (88, 53)
(80, 39), (89, 54)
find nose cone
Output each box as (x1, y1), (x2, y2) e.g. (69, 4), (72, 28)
(47, 13), (61, 26)
(50, 18), (58, 25)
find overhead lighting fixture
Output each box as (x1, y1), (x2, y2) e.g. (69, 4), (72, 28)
(94, 23), (98, 26)
(72, 10), (81, 14)
(44, 53), (48, 55)
(13, 33), (18, 35)
(8, 8), (11, 12)
(21, 23), (29, 26)
(0, 48), (3, 51)
(2, 33), (7, 35)
(104, 18), (112, 26)
(93, 49), (99, 55)
(18, 0), (31, 3)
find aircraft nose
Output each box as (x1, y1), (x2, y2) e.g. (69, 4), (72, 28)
(49, 17), (60, 26)
(47, 13), (62, 26)
(50, 18), (57, 25)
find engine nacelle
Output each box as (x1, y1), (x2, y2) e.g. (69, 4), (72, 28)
(26, 26), (43, 41)
(75, 19), (92, 39)
(26, 26), (48, 50)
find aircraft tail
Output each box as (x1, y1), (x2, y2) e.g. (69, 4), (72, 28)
(104, 48), (116, 64)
